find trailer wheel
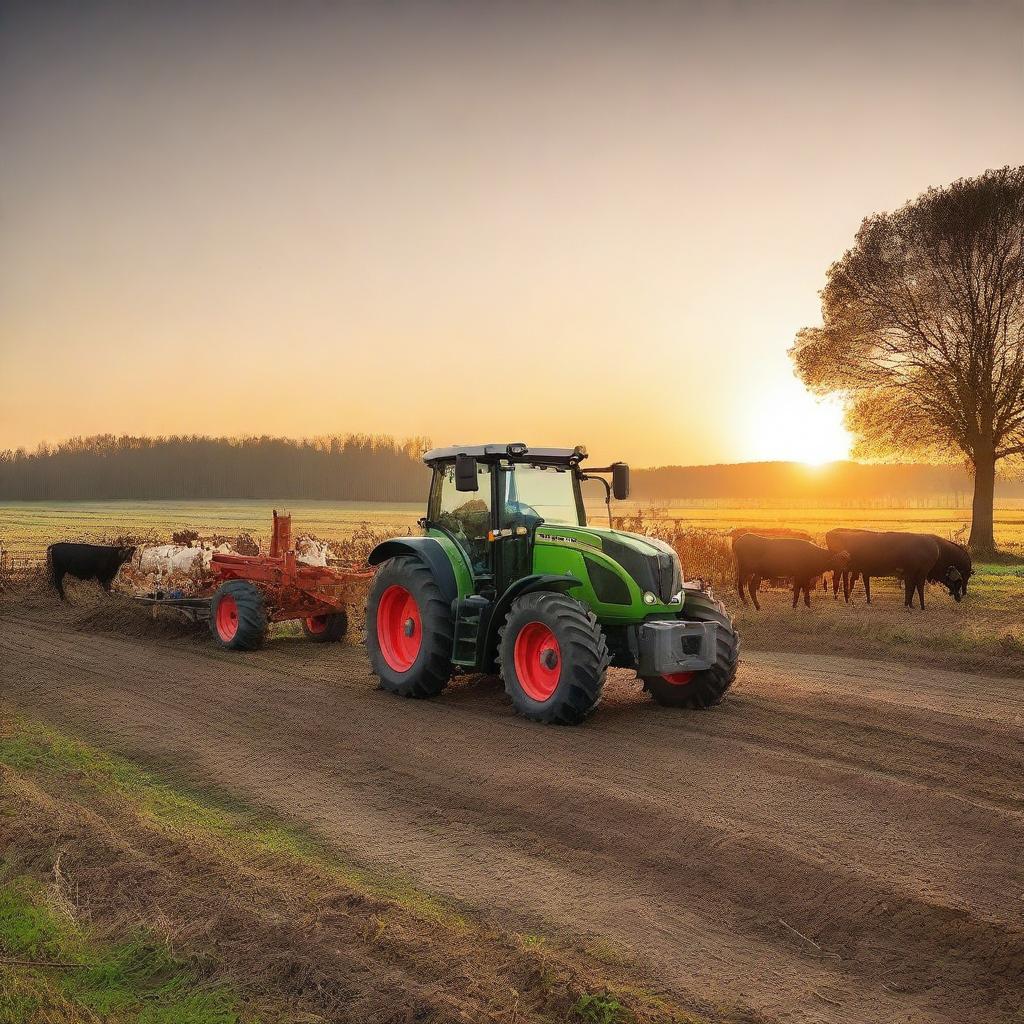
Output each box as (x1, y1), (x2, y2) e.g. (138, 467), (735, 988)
(209, 580), (267, 651)
(641, 594), (739, 709)
(499, 592), (610, 726)
(367, 556), (453, 698)
(302, 610), (348, 642)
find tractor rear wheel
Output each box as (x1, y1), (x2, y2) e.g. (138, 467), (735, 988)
(499, 592), (610, 725)
(641, 593), (738, 709)
(302, 609), (348, 642)
(367, 556), (453, 699)
(209, 580), (268, 651)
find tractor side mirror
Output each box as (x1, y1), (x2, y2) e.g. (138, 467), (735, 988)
(612, 462), (630, 500)
(455, 453), (479, 491)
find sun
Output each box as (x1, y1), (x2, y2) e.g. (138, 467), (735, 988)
(742, 387), (852, 464)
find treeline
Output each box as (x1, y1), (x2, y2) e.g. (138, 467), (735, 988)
(0, 434), (431, 501)
(2, 438), (1021, 503)
(632, 461), (1024, 502)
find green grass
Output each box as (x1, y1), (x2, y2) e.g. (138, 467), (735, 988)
(0, 875), (244, 1024)
(574, 992), (627, 1024)
(0, 718), (465, 930)
(0, 716), (739, 1024)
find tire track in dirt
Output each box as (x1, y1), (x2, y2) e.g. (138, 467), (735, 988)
(2, 607), (1023, 1023)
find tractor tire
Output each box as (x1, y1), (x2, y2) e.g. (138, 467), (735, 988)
(209, 580), (268, 651)
(301, 609), (348, 642)
(366, 556), (454, 699)
(641, 592), (739, 709)
(499, 592), (610, 726)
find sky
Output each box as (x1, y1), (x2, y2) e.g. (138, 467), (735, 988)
(1, 0), (1022, 468)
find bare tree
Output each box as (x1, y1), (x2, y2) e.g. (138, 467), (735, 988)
(791, 166), (1024, 554)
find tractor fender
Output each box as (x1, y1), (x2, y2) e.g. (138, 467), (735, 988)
(367, 538), (462, 606)
(483, 573), (582, 665)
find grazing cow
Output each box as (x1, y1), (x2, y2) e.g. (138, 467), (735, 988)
(733, 534), (850, 610)
(47, 543), (135, 600)
(925, 535), (972, 602)
(824, 531), (939, 609)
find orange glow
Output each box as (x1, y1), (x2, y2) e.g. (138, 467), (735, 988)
(0, 4), (1019, 466)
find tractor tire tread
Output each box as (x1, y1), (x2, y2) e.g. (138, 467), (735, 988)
(367, 557), (454, 699)
(302, 610), (349, 642)
(209, 580), (268, 651)
(499, 591), (610, 726)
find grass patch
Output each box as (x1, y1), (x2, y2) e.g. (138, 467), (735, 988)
(0, 718), (464, 931)
(574, 991), (627, 1023)
(0, 715), (741, 1024)
(726, 560), (1024, 674)
(0, 874), (244, 1024)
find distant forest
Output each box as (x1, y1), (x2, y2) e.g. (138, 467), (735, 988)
(0, 434), (431, 501)
(632, 461), (1024, 502)
(1, 435), (1022, 503)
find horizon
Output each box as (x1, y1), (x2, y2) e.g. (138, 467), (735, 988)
(3, 1), (1023, 465)
(0, 429), (976, 473)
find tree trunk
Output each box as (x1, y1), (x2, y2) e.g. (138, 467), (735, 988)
(968, 447), (997, 555)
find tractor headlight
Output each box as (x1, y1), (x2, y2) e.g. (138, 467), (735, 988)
(643, 591), (657, 605)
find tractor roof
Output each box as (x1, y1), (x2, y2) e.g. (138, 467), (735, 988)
(422, 443), (588, 466)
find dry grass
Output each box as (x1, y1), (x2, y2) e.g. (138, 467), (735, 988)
(5, 503), (1021, 674)
(614, 507), (1024, 676)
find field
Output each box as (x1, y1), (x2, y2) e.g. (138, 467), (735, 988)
(2, 579), (1023, 1023)
(4, 498), (1024, 562)
(2, 499), (1022, 1022)
(4, 498), (1022, 676)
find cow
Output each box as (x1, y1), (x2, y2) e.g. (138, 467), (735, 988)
(823, 530), (939, 609)
(47, 543), (135, 600)
(732, 534), (850, 610)
(925, 535), (972, 602)
(824, 527), (876, 600)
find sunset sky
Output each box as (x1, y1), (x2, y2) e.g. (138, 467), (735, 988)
(2, 0), (1022, 467)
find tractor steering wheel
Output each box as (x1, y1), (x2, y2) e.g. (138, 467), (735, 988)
(505, 501), (542, 527)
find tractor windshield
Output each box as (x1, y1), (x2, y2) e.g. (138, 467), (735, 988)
(502, 463), (582, 527)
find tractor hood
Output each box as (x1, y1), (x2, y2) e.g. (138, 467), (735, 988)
(537, 525), (683, 604)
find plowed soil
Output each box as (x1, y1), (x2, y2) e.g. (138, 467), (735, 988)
(2, 583), (1023, 1023)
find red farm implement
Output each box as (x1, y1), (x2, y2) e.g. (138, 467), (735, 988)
(137, 511), (373, 651)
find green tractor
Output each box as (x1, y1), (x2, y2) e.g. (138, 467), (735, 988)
(366, 443), (738, 725)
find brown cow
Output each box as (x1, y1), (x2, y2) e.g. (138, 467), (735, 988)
(733, 534), (850, 610)
(824, 530), (940, 609)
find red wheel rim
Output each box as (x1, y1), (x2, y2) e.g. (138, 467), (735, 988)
(376, 585), (421, 672)
(216, 594), (239, 642)
(661, 671), (695, 686)
(305, 615), (329, 634)
(513, 621), (561, 701)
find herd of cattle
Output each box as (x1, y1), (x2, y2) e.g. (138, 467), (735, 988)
(46, 530), (973, 615)
(732, 530), (972, 610)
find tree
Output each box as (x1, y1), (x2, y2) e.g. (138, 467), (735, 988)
(791, 166), (1024, 554)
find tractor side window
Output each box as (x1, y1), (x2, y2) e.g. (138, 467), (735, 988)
(436, 463), (492, 573)
(503, 464), (581, 527)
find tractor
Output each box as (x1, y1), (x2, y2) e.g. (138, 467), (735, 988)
(365, 443), (739, 725)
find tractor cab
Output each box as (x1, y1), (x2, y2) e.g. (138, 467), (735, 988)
(423, 443), (627, 592)
(366, 442), (738, 725)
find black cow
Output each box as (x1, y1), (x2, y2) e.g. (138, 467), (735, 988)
(824, 530), (939, 609)
(925, 535), (972, 602)
(733, 534), (850, 610)
(47, 543), (135, 600)
(824, 528), (876, 600)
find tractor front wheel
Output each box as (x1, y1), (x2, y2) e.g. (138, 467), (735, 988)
(500, 592), (610, 725)
(302, 609), (348, 642)
(209, 580), (268, 651)
(641, 593), (739, 709)
(367, 556), (453, 698)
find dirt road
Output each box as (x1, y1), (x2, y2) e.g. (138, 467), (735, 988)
(2, 597), (1023, 1024)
